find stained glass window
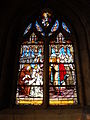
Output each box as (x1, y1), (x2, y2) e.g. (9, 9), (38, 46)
(16, 9), (78, 106)
(49, 33), (78, 105)
(16, 32), (44, 105)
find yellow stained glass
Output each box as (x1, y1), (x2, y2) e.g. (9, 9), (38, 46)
(17, 100), (43, 105)
(49, 100), (74, 105)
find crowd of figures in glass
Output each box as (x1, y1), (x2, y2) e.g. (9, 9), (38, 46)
(16, 33), (44, 105)
(49, 32), (78, 105)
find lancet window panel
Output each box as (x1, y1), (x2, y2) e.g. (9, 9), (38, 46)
(16, 33), (44, 105)
(49, 31), (78, 105)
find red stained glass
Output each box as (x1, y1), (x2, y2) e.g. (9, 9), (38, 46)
(49, 32), (78, 105)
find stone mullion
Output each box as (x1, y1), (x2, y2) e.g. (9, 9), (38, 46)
(43, 36), (49, 108)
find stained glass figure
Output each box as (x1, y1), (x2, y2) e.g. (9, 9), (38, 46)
(16, 33), (44, 105)
(42, 12), (51, 27)
(49, 63), (77, 105)
(16, 64), (44, 105)
(49, 32), (78, 105)
(20, 45), (44, 63)
(62, 22), (70, 33)
(24, 23), (32, 35)
(49, 44), (74, 63)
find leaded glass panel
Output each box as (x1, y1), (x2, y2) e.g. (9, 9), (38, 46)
(49, 32), (78, 105)
(16, 33), (44, 105)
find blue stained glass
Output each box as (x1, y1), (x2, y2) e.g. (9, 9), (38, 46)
(31, 64), (35, 68)
(51, 48), (56, 56)
(24, 23), (32, 35)
(28, 49), (31, 57)
(51, 70), (53, 83)
(38, 48), (41, 56)
(51, 20), (59, 32)
(35, 21), (43, 32)
(32, 50), (35, 57)
(25, 48), (27, 56)
(62, 22), (70, 33)
(35, 21), (45, 36)
(52, 48), (55, 54)
(48, 33), (52, 36)
(22, 50), (24, 57)
(67, 47), (71, 56)
(60, 47), (65, 56)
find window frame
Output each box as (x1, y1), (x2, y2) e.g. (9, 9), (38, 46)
(13, 10), (83, 108)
